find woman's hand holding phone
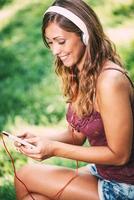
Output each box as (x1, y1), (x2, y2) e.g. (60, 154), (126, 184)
(2, 131), (35, 149)
(15, 132), (54, 161)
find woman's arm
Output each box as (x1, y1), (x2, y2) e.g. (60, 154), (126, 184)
(39, 125), (86, 146)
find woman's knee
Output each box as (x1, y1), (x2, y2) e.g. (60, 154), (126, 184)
(14, 163), (50, 188)
(14, 163), (36, 186)
(16, 163), (31, 177)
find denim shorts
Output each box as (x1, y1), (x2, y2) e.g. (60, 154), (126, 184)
(87, 164), (134, 200)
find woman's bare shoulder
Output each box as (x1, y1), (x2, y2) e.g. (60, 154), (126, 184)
(97, 61), (130, 93)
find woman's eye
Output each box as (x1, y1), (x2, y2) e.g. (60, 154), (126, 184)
(59, 41), (65, 45)
(48, 42), (52, 45)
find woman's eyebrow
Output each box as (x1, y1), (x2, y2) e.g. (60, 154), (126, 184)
(46, 36), (64, 40)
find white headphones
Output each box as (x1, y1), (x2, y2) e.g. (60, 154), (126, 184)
(44, 6), (89, 46)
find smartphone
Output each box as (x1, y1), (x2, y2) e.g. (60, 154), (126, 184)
(2, 131), (35, 148)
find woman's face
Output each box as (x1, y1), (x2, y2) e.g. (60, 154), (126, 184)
(45, 22), (86, 70)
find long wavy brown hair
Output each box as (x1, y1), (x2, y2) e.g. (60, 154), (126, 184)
(42, 0), (123, 117)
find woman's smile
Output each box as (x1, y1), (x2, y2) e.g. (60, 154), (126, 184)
(59, 54), (69, 61)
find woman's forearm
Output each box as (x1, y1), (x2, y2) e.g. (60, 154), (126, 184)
(39, 127), (86, 145)
(42, 128), (73, 143)
(30, 126), (74, 144)
(52, 141), (127, 166)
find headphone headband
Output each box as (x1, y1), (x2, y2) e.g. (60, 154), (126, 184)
(44, 6), (89, 46)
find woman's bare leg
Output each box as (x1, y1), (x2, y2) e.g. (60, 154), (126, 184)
(14, 163), (99, 200)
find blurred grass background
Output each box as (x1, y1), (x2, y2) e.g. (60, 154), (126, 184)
(0, 0), (134, 199)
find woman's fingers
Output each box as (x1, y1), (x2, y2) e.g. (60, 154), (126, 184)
(14, 141), (22, 147)
(14, 134), (36, 147)
(25, 137), (39, 144)
(17, 132), (27, 138)
(19, 144), (41, 155)
(17, 131), (35, 139)
(18, 148), (41, 161)
(19, 147), (45, 161)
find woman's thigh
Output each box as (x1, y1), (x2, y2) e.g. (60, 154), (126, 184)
(15, 163), (99, 200)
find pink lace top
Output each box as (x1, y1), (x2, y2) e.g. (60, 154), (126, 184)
(66, 68), (134, 184)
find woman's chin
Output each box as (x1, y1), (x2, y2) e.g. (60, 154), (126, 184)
(62, 61), (74, 68)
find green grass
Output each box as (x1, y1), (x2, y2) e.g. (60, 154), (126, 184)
(86, 0), (134, 27)
(0, 141), (27, 200)
(0, 0), (14, 8)
(119, 41), (134, 79)
(0, 181), (15, 200)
